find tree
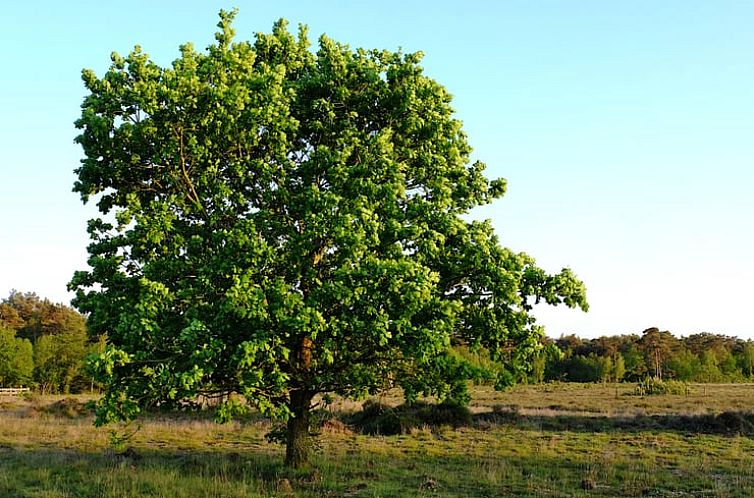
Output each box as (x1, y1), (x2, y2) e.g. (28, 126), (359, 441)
(739, 342), (754, 378)
(0, 326), (34, 387)
(599, 354), (613, 383)
(589, 335), (623, 358)
(555, 334), (584, 356)
(71, 11), (587, 467)
(683, 332), (739, 357)
(621, 343), (647, 381)
(33, 315), (88, 394)
(698, 351), (724, 383)
(665, 348), (701, 381)
(528, 341), (562, 384)
(612, 353), (625, 382)
(638, 327), (679, 379)
(0, 290), (93, 393)
(0, 303), (24, 331)
(0, 290), (87, 343)
(563, 354), (603, 382)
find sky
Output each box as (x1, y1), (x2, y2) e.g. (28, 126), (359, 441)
(1, 1), (752, 339)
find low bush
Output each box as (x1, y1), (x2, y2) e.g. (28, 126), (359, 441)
(44, 397), (92, 418)
(350, 399), (471, 435)
(630, 378), (691, 396)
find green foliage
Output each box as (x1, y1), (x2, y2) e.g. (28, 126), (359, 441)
(529, 352), (547, 384)
(0, 291), (96, 393)
(621, 344), (647, 381)
(1, 291), (86, 342)
(666, 349), (701, 381)
(543, 331), (753, 385)
(697, 350), (726, 383)
(70, 11), (586, 465)
(613, 353), (626, 381)
(549, 353), (609, 383)
(451, 345), (504, 385)
(739, 343), (754, 377)
(638, 327), (680, 380)
(33, 323), (88, 394)
(350, 399), (471, 435)
(528, 342), (562, 384)
(0, 326), (34, 387)
(631, 377), (690, 396)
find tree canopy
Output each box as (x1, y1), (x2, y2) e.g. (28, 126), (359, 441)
(71, 10), (587, 466)
(0, 290), (86, 343)
(541, 328), (754, 384)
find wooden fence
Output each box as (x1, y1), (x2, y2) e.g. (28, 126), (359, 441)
(0, 388), (30, 396)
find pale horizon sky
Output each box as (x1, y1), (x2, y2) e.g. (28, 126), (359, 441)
(1, 1), (752, 339)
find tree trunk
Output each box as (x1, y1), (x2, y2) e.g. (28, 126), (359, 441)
(285, 390), (314, 468)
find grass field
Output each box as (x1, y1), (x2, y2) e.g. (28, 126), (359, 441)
(2, 383), (754, 497)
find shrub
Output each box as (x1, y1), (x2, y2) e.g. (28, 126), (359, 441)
(630, 378), (691, 396)
(350, 399), (471, 435)
(45, 397), (93, 418)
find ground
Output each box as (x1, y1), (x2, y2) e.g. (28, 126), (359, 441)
(1, 383), (753, 497)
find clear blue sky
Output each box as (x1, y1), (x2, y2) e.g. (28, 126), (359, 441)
(1, 1), (752, 338)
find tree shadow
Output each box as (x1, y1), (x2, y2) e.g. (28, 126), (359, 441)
(342, 399), (754, 437)
(0, 444), (296, 496)
(472, 408), (754, 436)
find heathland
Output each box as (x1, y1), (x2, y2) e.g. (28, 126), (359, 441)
(2, 382), (754, 497)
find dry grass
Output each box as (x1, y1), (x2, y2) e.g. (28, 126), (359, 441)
(1, 383), (754, 497)
(470, 382), (754, 416)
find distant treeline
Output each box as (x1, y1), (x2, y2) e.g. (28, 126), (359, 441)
(3, 290), (752, 392)
(531, 328), (754, 384)
(453, 327), (754, 386)
(0, 291), (103, 393)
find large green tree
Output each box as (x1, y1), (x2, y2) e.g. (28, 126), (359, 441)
(71, 11), (587, 466)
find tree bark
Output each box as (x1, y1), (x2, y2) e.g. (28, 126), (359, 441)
(285, 389), (314, 468)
